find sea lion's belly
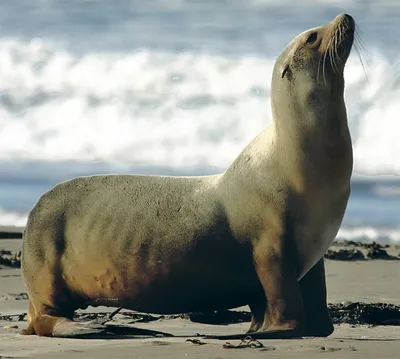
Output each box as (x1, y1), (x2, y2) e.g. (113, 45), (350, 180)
(61, 214), (261, 313)
(65, 246), (260, 313)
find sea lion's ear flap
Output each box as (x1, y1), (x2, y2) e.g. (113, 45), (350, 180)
(280, 48), (293, 79)
(281, 64), (289, 78)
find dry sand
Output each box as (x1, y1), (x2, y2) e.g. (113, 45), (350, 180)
(0, 236), (399, 358)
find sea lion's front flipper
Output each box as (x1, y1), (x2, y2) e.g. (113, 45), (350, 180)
(299, 258), (334, 337)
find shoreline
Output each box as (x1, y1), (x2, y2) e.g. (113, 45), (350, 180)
(1, 229), (399, 264)
(0, 226), (24, 239)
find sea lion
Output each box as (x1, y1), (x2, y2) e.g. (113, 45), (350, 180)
(20, 13), (355, 339)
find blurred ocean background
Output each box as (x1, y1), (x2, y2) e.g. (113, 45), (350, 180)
(0, 0), (399, 244)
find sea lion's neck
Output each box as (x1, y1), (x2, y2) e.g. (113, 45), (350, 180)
(276, 106), (351, 154)
(273, 97), (353, 190)
(223, 99), (352, 192)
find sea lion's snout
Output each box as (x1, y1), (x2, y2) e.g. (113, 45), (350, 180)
(331, 13), (355, 36)
(334, 13), (355, 31)
(323, 13), (355, 67)
(332, 13), (355, 41)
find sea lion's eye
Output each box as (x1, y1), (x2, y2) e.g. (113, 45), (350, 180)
(306, 32), (318, 45)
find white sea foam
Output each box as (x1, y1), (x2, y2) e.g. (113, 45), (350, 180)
(0, 39), (274, 169)
(0, 38), (399, 175)
(0, 208), (27, 227)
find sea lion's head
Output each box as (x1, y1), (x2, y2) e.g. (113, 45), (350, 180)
(271, 14), (355, 128)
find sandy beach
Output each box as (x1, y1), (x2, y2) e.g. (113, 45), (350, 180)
(0, 230), (399, 358)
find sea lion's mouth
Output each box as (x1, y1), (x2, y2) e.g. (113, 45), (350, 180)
(343, 28), (355, 39)
(338, 28), (355, 53)
(339, 28), (355, 47)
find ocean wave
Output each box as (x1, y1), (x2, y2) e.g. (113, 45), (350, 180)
(0, 38), (399, 175)
(337, 227), (400, 245)
(0, 208), (27, 227)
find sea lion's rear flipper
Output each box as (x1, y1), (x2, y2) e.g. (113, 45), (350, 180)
(52, 321), (107, 338)
(19, 304), (108, 338)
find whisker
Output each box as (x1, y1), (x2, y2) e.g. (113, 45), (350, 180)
(355, 31), (368, 54)
(335, 24), (343, 62)
(317, 39), (326, 84)
(328, 28), (337, 74)
(322, 38), (332, 84)
(332, 25), (342, 74)
(354, 25), (368, 48)
(332, 23), (344, 75)
(351, 24), (370, 86)
(317, 52), (323, 84)
(355, 43), (370, 86)
(329, 43), (337, 75)
(354, 36), (368, 63)
(331, 25), (342, 76)
(354, 24), (371, 67)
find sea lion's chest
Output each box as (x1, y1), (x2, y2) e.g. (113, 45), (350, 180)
(293, 188), (350, 279)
